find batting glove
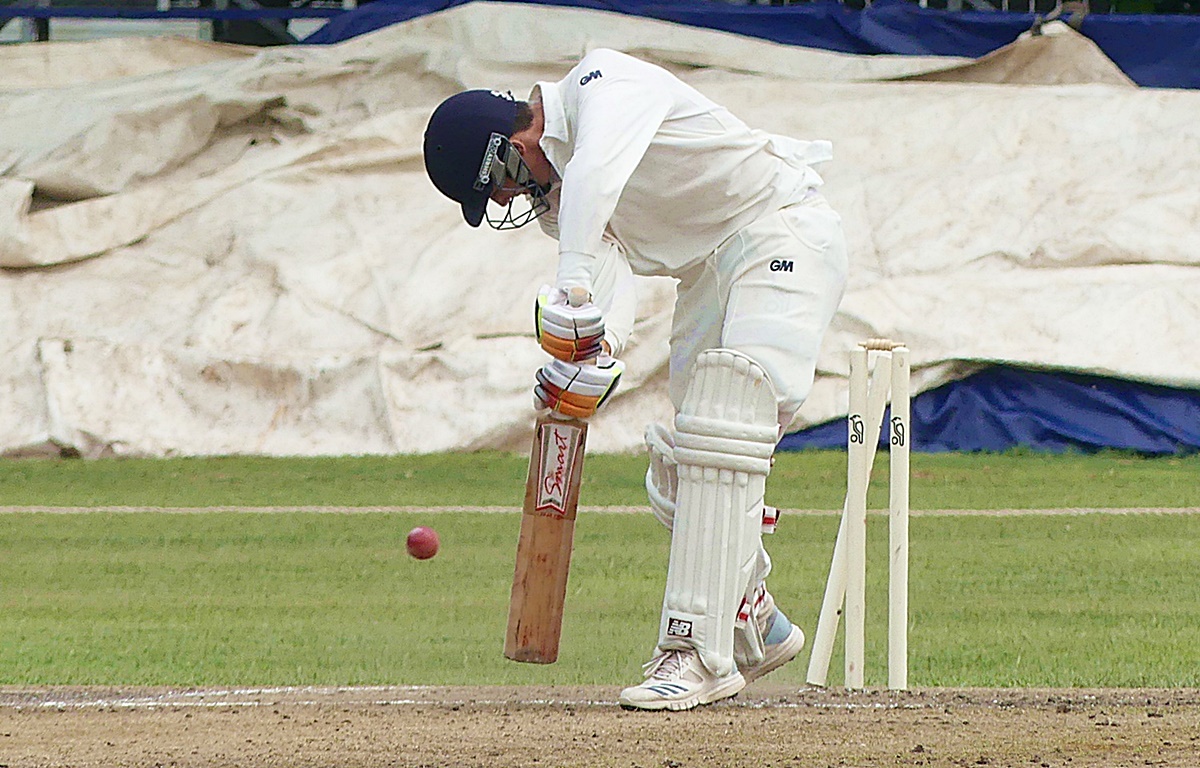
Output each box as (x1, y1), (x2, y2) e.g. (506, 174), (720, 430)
(535, 284), (605, 362)
(533, 354), (625, 419)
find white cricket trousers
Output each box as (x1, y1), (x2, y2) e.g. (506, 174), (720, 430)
(668, 195), (848, 431)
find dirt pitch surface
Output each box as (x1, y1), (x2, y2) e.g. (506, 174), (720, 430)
(2, 685), (1199, 768)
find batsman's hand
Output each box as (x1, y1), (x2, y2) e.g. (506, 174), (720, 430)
(534, 354), (625, 419)
(535, 284), (605, 362)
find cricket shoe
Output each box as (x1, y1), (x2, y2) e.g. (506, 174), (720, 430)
(618, 648), (745, 711)
(740, 608), (806, 684)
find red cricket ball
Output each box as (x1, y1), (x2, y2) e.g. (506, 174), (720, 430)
(406, 526), (440, 560)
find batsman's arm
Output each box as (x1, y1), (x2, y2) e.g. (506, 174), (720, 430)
(589, 239), (636, 358)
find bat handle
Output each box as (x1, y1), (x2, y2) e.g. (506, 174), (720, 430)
(566, 286), (590, 308)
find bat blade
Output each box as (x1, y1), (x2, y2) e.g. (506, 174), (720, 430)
(504, 413), (588, 664)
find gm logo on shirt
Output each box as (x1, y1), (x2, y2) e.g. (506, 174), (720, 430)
(579, 70), (602, 86)
(770, 260), (794, 272)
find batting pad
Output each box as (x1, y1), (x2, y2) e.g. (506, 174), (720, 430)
(658, 349), (779, 678)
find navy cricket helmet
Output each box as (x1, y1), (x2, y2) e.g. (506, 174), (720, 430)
(423, 90), (520, 227)
(423, 89), (550, 230)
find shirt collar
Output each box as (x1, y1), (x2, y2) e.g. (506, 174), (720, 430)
(533, 81), (569, 157)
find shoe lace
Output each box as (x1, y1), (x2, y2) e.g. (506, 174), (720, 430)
(642, 649), (690, 681)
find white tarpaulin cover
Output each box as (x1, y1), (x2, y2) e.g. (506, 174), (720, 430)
(1, 6), (1197, 457)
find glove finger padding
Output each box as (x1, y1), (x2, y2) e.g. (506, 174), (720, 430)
(533, 355), (624, 419)
(535, 284), (605, 362)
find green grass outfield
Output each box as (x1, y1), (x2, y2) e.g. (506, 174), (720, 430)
(1, 451), (1197, 688)
(2, 449), (1197, 509)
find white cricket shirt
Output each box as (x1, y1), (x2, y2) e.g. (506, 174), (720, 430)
(533, 48), (832, 292)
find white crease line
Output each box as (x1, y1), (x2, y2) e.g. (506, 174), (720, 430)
(10, 685), (447, 710)
(22, 698), (942, 712)
(22, 697), (620, 710)
(20, 698), (889, 711)
(166, 685), (432, 697)
(4, 687), (992, 712)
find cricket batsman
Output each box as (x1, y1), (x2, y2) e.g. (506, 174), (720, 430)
(422, 48), (848, 711)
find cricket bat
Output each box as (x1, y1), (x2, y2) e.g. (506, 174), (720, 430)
(504, 411), (588, 663)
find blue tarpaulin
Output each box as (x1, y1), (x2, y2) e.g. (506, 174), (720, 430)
(780, 369), (1200, 454)
(302, 0), (1200, 89)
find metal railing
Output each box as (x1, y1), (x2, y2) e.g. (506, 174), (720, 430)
(0, 0), (358, 43)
